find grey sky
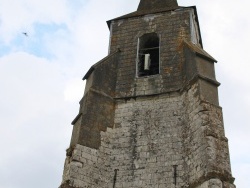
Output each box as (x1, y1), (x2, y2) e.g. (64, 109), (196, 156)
(0, 0), (249, 187)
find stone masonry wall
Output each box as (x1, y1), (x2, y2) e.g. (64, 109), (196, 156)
(112, 93), (185, 187)
(61, 91), (185, 187)
(109, 8), (194, 98)
(182, 83), (235, 188)
(61, 144), (111, 187)
(60, 81), (235, 188)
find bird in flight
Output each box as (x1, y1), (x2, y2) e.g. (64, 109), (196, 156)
(22, 32), (28, 37)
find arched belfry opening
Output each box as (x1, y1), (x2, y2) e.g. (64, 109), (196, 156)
(137, 33), (160, 77)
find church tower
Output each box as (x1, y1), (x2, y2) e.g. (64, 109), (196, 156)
(60, 0), (235, 187)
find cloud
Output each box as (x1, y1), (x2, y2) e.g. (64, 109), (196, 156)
(0, 2), (140, 187)
(0, 52), (74, 188)
(0, 0), (70, 43)
(64, 78), (85, 102)
(0, 0), (249, 187)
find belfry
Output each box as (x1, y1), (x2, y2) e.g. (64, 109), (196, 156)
(60, 0), (236, 187)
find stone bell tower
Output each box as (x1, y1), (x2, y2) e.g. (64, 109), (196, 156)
(60, 0), (235, 187)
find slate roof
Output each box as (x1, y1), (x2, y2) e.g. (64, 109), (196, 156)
(82, 49), (121, 80)
(107, 6), (180, 28)
(106, 0), (178, 27)
(183, 40), (217, 62)
(137, 0), (178, 11)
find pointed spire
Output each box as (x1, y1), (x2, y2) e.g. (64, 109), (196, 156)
(137, 0), (178, 11)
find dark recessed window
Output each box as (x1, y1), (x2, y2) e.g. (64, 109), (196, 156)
(137, 33), (160, 77)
